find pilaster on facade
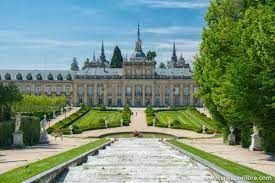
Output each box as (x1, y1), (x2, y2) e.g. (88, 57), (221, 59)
(122, 83), (126, 106)
(170, 84), (174, 106)
(189, 83), (194, 105)
(73, 83), (78, 106)
(103, 83), (108, 105)
(151, 82), (155, 106)
(142, 85), (145, 106)
(131, 84), (135, 106)
(180, 84), (183, 106)
(83, 84), (87, 105)
(160, 85), (164, 106)
(94, 83), (97, 105)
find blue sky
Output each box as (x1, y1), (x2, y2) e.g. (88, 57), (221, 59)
(0, 0), (209, 70)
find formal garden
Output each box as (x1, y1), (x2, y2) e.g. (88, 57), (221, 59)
(48, 106), (132, 135)
(145, 106), (219, 134)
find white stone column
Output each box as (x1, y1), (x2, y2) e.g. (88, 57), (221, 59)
(122, 83), (126, 106)
(160, 85), (164, 106)
(170, 84), (173, 106)
(113, 83), (117, 106)
(132, 84), (135, 106)
(83, 84), (87, 105)
(189, 83), (194, 105)
(151, 82), (155, 106)
(142, 85), (146, 106)
(103, 83), (108, 105)
(180, 84), (183, 106)
(73, 83), (78, 106)
(94, 83), (97, 105)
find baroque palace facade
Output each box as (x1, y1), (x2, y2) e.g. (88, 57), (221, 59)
(0, 26), (202, 107)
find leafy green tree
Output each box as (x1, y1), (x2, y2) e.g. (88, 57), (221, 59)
(70, 57), (79, 71)
(110, 46), (123, 68)
(0, 83), (23, 121)
(159, 62), (166, 69)
(147, 50), (157, 61)
(82, 58), (90, 70)
(194, 0), (275, 151)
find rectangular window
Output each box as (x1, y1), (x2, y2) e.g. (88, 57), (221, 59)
(66, 86), (71, 96)
(184, 87), (189, 96)
(35, 86), (41, 95)
(88, 86), (93, 96)
(56, 86), (62, 96)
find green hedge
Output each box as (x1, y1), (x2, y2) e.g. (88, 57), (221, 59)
(0, 116), (40, 147)
(21, 116), (40, 146)
(47, 106), (90, 134)
(0, 121), (14, 147)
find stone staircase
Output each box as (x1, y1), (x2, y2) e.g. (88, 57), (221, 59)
(59, 139), (224, 182)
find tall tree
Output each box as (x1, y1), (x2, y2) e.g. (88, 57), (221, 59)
(0, 83), (22, 121)
(147, 50), (157, 61)
(159, 62), (166, 69)
(110, 46), (123, 68)
(82, 58), (90, 70)
(194, 0), (275, 151)
(70, 57), (79, 71)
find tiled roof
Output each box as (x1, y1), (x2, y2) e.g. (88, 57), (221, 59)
(0, 67), (192, 81)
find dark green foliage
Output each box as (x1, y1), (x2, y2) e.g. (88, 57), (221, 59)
(110, 46), (123, 68)
(159, 62), (166, 69)
(0, 83), (23, 121)
(21, 116), (40, 146)
(0, 116), (40, 147)
(0, 121), (14, 147)
(70, 57), (79, 71)
(82, 58), (90, 70)
(146, 50), (157, 61)
(194, 0), (275, 151)
(47, 106), (90, 134)
(121, 106), (131, 125)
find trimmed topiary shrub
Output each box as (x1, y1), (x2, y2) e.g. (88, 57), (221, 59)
(0, 121), (14, 147)
(21, 116), (40, 146)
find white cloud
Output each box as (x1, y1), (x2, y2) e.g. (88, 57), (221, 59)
(125, 0), (209, 9)
(143, 26), (202, 34)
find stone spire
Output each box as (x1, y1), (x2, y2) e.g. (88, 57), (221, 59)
(92, 51), (96, 62)
(135, 24), (142, 52)
(171, 41), (177, 62)
(100, 40), (106, 63)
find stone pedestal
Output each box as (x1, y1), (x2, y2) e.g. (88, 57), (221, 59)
(12, 132), (24, 147)
(249, 134), (261, 151)
(39, 131), (49, 143)
(228, 133), (235, 145)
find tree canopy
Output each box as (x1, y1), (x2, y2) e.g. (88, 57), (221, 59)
(70, 57), (79, 71)
(159, 62), (166, 69)
(194, 0), (275, 151)
(110, 46), (123, 68)
(82, 58), (90, 70)
(147, 50), (157, 61)
(0, 83), (23, 121)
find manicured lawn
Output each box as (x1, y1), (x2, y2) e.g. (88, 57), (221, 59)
(148, 108), (218, 133)
(0, 138), (109, 183)
(74, 110), (123, 131)
(105, 132), (176, 138)
(167, 139), (275, 183)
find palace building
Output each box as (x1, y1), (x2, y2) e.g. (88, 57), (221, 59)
(0, 26), (202, 107)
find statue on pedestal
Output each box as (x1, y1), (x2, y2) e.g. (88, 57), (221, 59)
(228, 127), (236, 145)
(53, 110), (56, 119)
(249, 125), (261, 151)
(105, 120), (108, 129)
(120, 119), (123, 127)
(153, 118), (156, 127)
(12, 112), (24, 147)
(39, 115), (49, 143)
(168, 120), (171, 128)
